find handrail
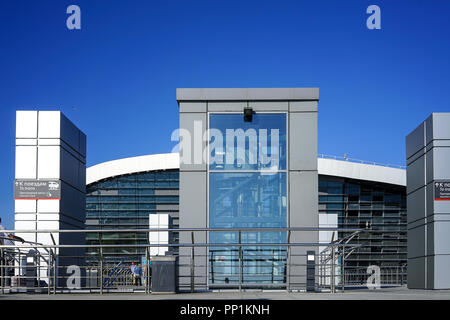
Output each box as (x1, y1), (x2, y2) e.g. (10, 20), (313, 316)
(0, 227), (364, 234)
(103, 257), (126, 288)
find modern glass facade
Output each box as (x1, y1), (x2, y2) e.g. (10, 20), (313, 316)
(319, 175), (407, 284)
(208, 113), (287, 285)
(84, 167), (407, 283)
(85, 170), (179, 264)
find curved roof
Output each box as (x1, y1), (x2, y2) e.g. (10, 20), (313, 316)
(317, 158), (405, 186)
(87, 153), (406, 186)
(86, 153), (179, 185)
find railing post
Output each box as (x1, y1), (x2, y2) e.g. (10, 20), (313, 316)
(49, 233), (57, 295)
(98, 233), (103, 295)
(331, 244), (335, 293)
(342, 244), (345, 293)
(238, 231), (242, 292)
(145, 247), (150, 294)
(190, 231), (195, 293)
(271, 249), (274, 284)
(47, 251), (51, 295)
(1, 248), (4, 294)
(53, 253), (56, 294)
(285, 230), (291, 292)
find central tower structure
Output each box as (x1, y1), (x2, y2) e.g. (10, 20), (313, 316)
(177, 88), (319, 291)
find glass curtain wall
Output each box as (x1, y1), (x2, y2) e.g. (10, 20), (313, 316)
(208, 113), (287, 285)
(85, 170), (179, 265)
(319, 176), (407, 284)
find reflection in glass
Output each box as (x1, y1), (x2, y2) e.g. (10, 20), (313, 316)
(209, 113), (286, 171)
(209, 172), (287, 284)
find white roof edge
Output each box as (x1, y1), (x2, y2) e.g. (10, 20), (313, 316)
(86, 153), (406, 187)
(318, 158), (406, 187)
(86, 153), (180, 185)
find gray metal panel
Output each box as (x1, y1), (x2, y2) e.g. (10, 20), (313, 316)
(425, 114), (433, 145)
(179, 171), (207, 229)
(407, 187), (426, 224)
(289, 101), (318, 112)
(208, 102), (247, 112)
(426, 183), (434, 217)
(427, 140), (450, 149)
(432, 147), (450, 180)
(179, 102), (207, 113)
(432, 255), (450, 289)
(248, 101), (288, 111)
(177, 88), (319, 102)
(426, 149), (434, 184)
(426, 222), (434, 256)
(79, 130), (87, 157)
(432, 221), (450, 255)
(60, 147), (83, 191)
(288, 165), (318, 289)
(407, 257), (426, 289)
(407, 225), (426, 259)
(60, 181), (86, 226)
(406, 122), (425, 160)
(434, 198), (450, 214)
(426, 256), (434, 290)
(289, 112), (317, 171)
(289, 171), (319, 230)
(429, 113), (450, 142)
(430, 214), (450, 222)
(151, 257), (177, 293)
(407, 148), (425, 166)
(60, 112), (81, 153)
(409, 218), (426, 230)
(406, 155), (425, 194)
(179, 112), (207, 171)
(178, 171), (207, 290)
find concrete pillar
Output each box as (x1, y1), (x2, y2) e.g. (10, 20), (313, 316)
(406, 113), (450, 289)
(14, 111), (86, 287)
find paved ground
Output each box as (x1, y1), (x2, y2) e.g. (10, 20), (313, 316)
(1, 286), (450, 300)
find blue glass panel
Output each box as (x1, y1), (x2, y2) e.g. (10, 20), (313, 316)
(209, 114), (286, 171)
(85, 170), (180, 264)
(209, 172), (287, 284)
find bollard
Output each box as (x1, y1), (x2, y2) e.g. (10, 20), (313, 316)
(306, 250), (315, 292)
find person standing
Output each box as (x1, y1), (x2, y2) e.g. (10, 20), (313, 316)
(135, 264), (142, 286)
(130, 262), (136, 286)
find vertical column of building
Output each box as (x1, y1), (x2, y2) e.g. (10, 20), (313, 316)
(407, 113), (450, 289)
(15, 111), (40, 247)
(406, 118), (427, 289)
(178, 100), (208, 291)
(288, 96), (319, 290)
(177, 88), (320, 291)
(15, 111), (86, 286)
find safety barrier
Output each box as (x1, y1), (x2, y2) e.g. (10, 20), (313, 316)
(0, 227), (404, 294)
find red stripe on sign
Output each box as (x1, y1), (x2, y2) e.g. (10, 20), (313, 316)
(14, 198), (61, 200)
(435, 199), (450, 201)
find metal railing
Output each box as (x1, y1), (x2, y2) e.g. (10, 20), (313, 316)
(0, 227), (405, 295)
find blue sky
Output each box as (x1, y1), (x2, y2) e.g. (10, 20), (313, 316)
(0, 0), (449, 228)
